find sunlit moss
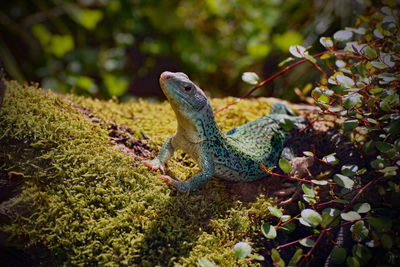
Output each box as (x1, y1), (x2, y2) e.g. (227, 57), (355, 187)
(0, 81), (276, 266)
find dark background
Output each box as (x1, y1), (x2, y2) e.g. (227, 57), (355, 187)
(0, 0), (365, 100)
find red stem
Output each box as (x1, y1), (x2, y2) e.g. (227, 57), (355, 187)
(214, 51), (328, 114)
(298, 178), (378, 266)
(260, 162), (336, 185)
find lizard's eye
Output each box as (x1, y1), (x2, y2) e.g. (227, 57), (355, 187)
(184, 85), (192, 92)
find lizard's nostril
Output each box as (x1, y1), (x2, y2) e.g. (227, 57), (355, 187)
(161, 71), (172, 80)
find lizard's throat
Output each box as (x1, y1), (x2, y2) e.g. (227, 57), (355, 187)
(175, 110), (221, 142)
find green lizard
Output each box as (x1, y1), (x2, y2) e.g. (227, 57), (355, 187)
(143, 71), (309, 192)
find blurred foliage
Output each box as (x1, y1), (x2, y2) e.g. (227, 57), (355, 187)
(0, 0), (363, 99)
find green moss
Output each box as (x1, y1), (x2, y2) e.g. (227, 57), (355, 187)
(0, 81), (276, 266)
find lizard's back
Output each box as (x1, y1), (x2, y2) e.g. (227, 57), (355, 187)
(211, 113), (308, 181)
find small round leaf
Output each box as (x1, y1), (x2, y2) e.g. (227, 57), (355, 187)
(334, 174), (355, 189)
(301, 209), (322, 227)
(279, 158), (292, 173)
(241, 72), (260, 85)
(261, 224), (277, 239)
(268, 206), (283, 218)
(234, 242), (251, 259)
(299, 238), (315, 247)
(341, 211), (361, 221)
(354, 203), (371, 213)
(198, 258), (218, 267)
(330, 247), (346, 264)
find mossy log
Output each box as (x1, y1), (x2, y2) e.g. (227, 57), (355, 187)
(0, 81), (285, 266)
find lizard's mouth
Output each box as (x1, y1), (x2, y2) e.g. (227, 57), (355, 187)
(159, 72), (197, 111)
(160, 81), (196, 110)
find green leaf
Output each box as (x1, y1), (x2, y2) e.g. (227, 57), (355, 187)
(311, 179), (328, 185)
(323, 153), (339, 165)
(334, 174), (354, 189)
(301, 209), (322, 227)
(381, 234), (393, 250)
(378, 73), (397, 84)
(303, 151), (314, 157)
(371, 61), (388, 69)
(279, 158), (292, 173)
(352, 245), (371, 265)
(233, 242), (251, 259)
(333, 30), (353, 41)
(319, 37), (333, 48)
(241, 72), (259, 85)
(341, 211), (361, 221)
(299, 238), (315, 247)
(289, 45), (307, 58)
(247, 43), (271, 59)
(278, 57), (294, 67)
(346, 256), (360, 267)
(249, 254), (265, 261)
(363, 46), (377, 59)
(77, 9), (103, 30)
(368, 217), (392, 232)
(280, 118), (293, 131)
(321, 208), (340, 228)
(103, 74), (129, 96)
(302, 195), (316, 204)
(32, 24), (51, 47)
(351, 221), (369, 242)
(354, 203), (371, 213)
(198, 258), (218, 267)
(268, 206), (283, 218)
(336, 74), (354, 88)
(271, 249), (285, 267)
(375, 141), (393, 153)
(50, 35), (74, 58)
(288, 248), (303, 267)
(378, 166), (398, 177)
(342, 93), (362, 109)
(298, 201), (305, 211)
(341, 164), (358, 177)
(261, 224), (277, 239)
(281, 221), (296, 233)
(342, 119), (359, 131)
(273, 31), (303, 52)
(76, 76), (97, 94)
(380, 94), (399, 111)
(304, 54), (317, 64)
(330, 247), (346, 264)
(302, 183), (315, 197)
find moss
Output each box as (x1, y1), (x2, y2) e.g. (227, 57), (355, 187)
(0, 81), (277, 266)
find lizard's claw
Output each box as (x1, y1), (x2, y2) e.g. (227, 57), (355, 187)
(142, 159), (165, 174)
(159, 175), (174, 187)
(159, 175), (188, 192)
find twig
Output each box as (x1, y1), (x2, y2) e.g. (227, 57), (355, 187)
(214, 51), (328, 114)
(260, 162), (336, 185)
(298, 178), (378, 266)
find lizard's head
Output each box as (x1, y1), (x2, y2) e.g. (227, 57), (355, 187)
(159, 71), (210, 116)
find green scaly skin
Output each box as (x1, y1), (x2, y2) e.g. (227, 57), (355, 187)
(143, 71), (308, 192)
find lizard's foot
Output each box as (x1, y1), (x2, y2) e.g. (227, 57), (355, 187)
(142, 159), (165, 174)
(159, 175), (189, 192)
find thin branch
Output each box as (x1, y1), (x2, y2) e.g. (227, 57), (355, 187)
(0, 11), (37, 50)
(214, 51), (328, 114)
(22, 6), (69, 27)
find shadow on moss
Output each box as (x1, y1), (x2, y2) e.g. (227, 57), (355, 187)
(0, 81), (276, 266)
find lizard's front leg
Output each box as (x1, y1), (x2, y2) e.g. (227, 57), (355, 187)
(142, 135), (175, 174)
(160, 147), (215, 192)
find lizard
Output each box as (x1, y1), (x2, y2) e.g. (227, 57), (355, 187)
(143, 71), (309, 192)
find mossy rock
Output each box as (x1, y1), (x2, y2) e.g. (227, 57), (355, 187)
(0, 81), (281, 266)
